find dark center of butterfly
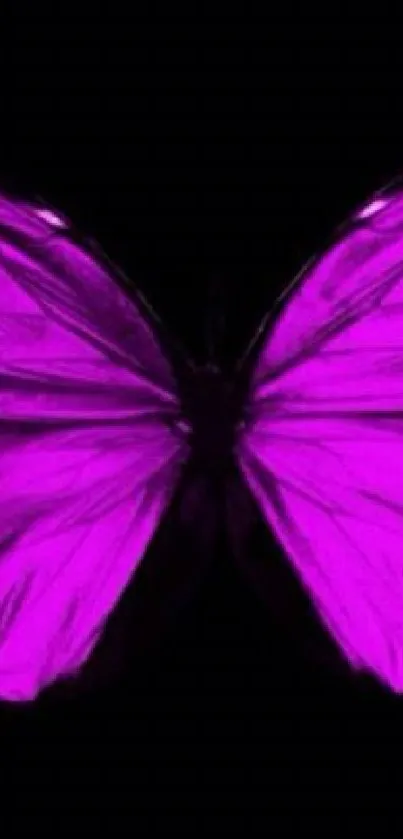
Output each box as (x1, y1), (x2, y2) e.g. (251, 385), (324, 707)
(183, 364), (241, 474)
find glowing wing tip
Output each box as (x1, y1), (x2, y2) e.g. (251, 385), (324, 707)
(34, 208), (68, 229)
(357, 198), (389, 219)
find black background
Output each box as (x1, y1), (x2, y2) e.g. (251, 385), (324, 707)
(1, 8), (403, 823)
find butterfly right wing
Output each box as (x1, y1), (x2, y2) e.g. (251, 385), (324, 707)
(235, 186), (403, 693)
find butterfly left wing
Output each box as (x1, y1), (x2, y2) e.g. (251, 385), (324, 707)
(236, 187), (403, 693)
(0, 192), (190, 702)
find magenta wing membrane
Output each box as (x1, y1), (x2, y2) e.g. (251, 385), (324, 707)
(0, 193), (189, 701)
(237, 188), (403, 693)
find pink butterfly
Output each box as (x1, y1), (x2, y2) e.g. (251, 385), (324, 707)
(0, 183), (402, 701)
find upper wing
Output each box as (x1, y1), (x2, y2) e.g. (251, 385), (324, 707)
(236, 185), (403, 693)
(0, 192), (190, 701)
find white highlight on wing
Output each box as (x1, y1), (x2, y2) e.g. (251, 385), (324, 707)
(35, 208), (68, 229)
(357, 198), (388, 219)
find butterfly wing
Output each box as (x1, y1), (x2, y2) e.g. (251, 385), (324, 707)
(236, 187), (403, 693)
(0, 192), (190, 701)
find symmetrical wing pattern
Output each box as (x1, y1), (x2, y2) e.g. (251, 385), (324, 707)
(4, 181), (403, 700)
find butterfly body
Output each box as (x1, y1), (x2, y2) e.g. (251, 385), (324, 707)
(181, 363), (242, 476)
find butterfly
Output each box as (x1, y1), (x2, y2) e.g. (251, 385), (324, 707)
(0, 181), (403, 702)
